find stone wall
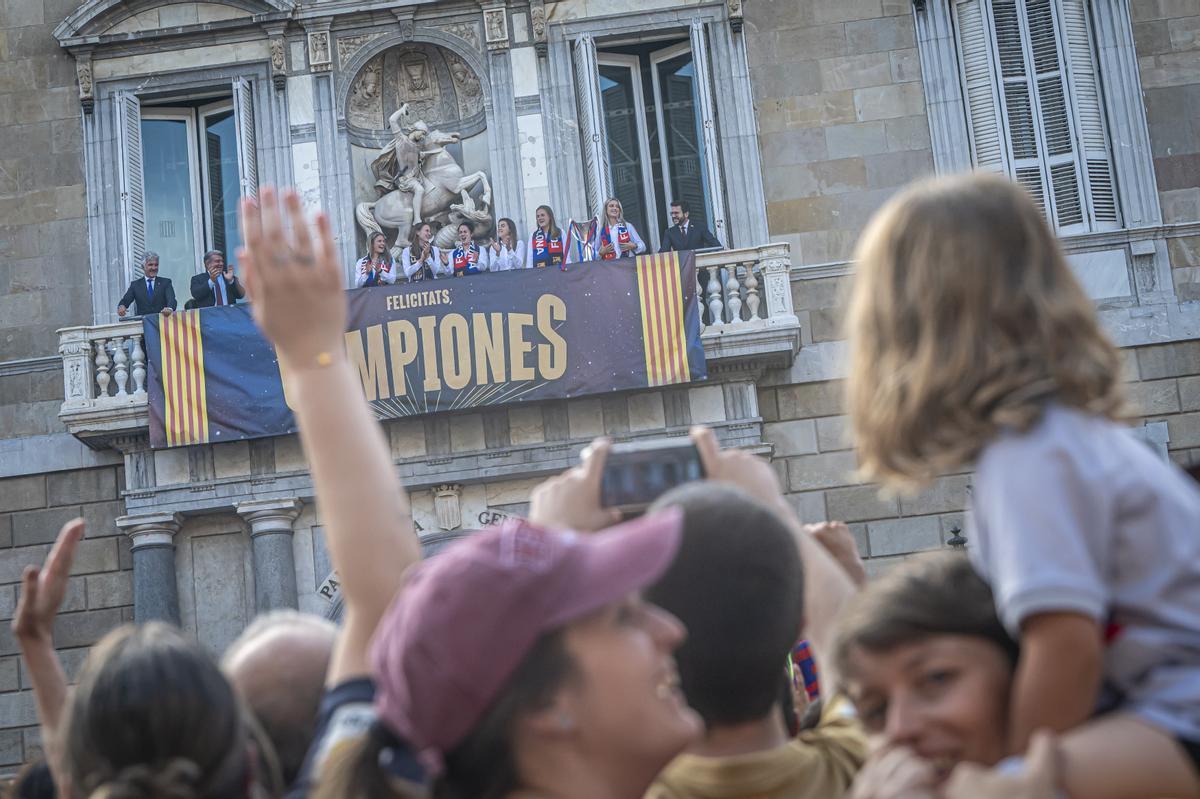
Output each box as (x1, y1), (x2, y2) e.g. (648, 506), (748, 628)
(0, 0), (91, 362)
(745, 0), (934, 265)
(0, 466), (131, 767)
(1134, 0), (1200, 300)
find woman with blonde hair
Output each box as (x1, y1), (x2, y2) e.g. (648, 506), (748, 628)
(844, 172), (1200, 798)
(597, 197), (645, 261)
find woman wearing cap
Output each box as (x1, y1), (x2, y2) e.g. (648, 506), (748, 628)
(236, 187), (701, 799)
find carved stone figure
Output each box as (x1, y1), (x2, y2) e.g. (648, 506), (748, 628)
(337, 32), (384, 67)
(402, 56), (433, 96)
(348, 58), (383, 128)
(484, 8), (508, 46)
(308, 31), (330, 69)
(356, 104), (494, 256)
(447, 54), (483, 118)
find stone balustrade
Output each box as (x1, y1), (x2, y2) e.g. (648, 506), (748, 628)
(56, 245), (799, 447)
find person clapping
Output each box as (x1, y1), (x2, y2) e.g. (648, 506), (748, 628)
(354, 232), (397, 287)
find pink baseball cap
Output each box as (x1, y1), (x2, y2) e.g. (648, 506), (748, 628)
(369, 508), (683, 768)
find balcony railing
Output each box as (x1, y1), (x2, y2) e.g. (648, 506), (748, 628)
(58, 245), (799, 447)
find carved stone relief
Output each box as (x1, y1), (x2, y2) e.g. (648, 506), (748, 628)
(269, 37), (286, 89)
(76, 57), (94, 112)
(345, 43), (486, 134)
(484, 8), (509, 49)
(438, 20), (482, 51)
(347, 57), (384, 129)
(337, 32), (386, 68)
(530, 0), (547, 56)
(308, 30), (331, 71)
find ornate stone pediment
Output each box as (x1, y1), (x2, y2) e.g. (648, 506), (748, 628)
(54, 0), (293, 45)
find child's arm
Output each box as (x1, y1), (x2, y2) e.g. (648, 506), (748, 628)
(1009, 611), (1103, 753)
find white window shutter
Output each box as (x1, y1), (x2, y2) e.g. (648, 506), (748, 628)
(233, 76), (258, 200)
(955, 0), (1008, 173)
(689, 19), (727, 247)
(573, 34), (611, 216)
(990, 0), (1052, 214)
(1058, 0), (1119, 228)
(116, 91), (147, 281)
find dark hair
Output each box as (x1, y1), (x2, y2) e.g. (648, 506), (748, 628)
(13, 760), (55, 799)
(832, 551), (1020, 681)
(646, 482), (804, 725)
(497, 218), (516, 248)
(414, 221), (432, 237)
(670, 200), (690, 214)
(65, 623), (274, 799)
(534, 205), (560, 240)
(317, 630), (575, 799)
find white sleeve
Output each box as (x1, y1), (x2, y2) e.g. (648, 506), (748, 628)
(353, 257), (369, 288)
(401, 248), (418, 280)
(380, 260), (398, 284)
(478, 247), (491, 272)
(630, 224), (646, 255)
(525, 236), (535, 270)
(515, 240), (527, 269)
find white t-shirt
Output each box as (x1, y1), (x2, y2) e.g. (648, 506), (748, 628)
(968, 404), (1200, 740)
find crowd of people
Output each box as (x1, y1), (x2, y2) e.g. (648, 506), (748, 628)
(28, 173), (1200, 799)
(114, 198), (721, 317)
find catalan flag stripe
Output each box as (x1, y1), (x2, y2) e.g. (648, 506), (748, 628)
(162, 311), (209, 447)
(636, 253), (691, 387)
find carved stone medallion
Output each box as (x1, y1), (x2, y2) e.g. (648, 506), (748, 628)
(345, 43), (486, 136)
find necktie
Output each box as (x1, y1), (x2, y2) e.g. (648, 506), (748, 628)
(214, 279), (225, 306)
(147, 279), (154, 299)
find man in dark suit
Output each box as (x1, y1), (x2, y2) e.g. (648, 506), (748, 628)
(190, 249), (246, 308)
(659, 200), (723, 253)
(117, 251), (177, 318)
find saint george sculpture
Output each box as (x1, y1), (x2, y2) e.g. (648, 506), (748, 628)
(356, 103), (494, 256)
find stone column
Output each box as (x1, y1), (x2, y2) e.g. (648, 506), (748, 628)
(236, 499), (303, 613)
(117, 512), (183, 625)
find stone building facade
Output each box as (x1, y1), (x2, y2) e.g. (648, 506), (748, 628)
(0, 0), (1197, 768)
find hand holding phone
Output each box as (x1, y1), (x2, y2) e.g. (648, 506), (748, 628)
(598, 438), (705, 515)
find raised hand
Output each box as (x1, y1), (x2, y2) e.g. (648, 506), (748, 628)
(238, 187), (346, 372)
(14, 518), (85, 785)
(14, 518), (84, 646)
(942, 732), (1059, 799)
(848, 746), (939, 799)
(529, 438), (622, 533)
(690, 425), (789, 517)
(807, 521), (868, 587)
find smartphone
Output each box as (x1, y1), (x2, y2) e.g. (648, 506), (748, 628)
(596, 438), (705, 515)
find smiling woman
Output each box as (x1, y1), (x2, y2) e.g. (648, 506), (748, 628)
(832, 553), (1019, 792)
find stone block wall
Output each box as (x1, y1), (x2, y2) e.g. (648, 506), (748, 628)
(1134, 0), (1200, 300)
(745, 0), (934, 265)
(0, 465), (131, 768)
(0, 0), (91, 359)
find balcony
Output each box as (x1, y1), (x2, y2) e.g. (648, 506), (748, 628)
(58, 244), (800, 449)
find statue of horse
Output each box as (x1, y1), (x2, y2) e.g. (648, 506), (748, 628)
(356, 130), (494, 257)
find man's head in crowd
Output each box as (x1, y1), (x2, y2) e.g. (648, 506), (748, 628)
(203, 249), (225, 279)
(65, 622), (281, 799)
(670, 200), (691, 227)
(646, 482), (804, 728)
(832, 551), (1019, 771)
(221, 610), (337, 787)
(142, 251), (160, 279)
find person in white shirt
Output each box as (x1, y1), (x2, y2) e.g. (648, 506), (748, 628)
(353, 232), (398, 288)
(525, 205), (568, 270)
(486, 218), (526, 271)
(597, 197), (646, 261)
(401, 222), (446, 282)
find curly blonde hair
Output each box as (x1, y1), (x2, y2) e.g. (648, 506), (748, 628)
(845, 172), (1128, 491)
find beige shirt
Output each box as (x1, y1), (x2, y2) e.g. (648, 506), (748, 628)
(646, 697), (867, 799)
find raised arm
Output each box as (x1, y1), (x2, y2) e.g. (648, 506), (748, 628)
(239, 188), (420, 683)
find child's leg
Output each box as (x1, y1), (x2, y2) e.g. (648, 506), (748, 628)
(1058, 714), (1199, 799)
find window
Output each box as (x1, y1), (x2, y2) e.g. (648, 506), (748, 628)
(117, 78), (257, 287)
(954, 0), (1119, 234)
(574, 22), (726, 250)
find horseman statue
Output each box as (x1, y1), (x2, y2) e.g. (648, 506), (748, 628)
(356, 103), (494, 256)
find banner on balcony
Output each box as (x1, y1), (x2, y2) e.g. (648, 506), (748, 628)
(143, 251), (706, 448)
